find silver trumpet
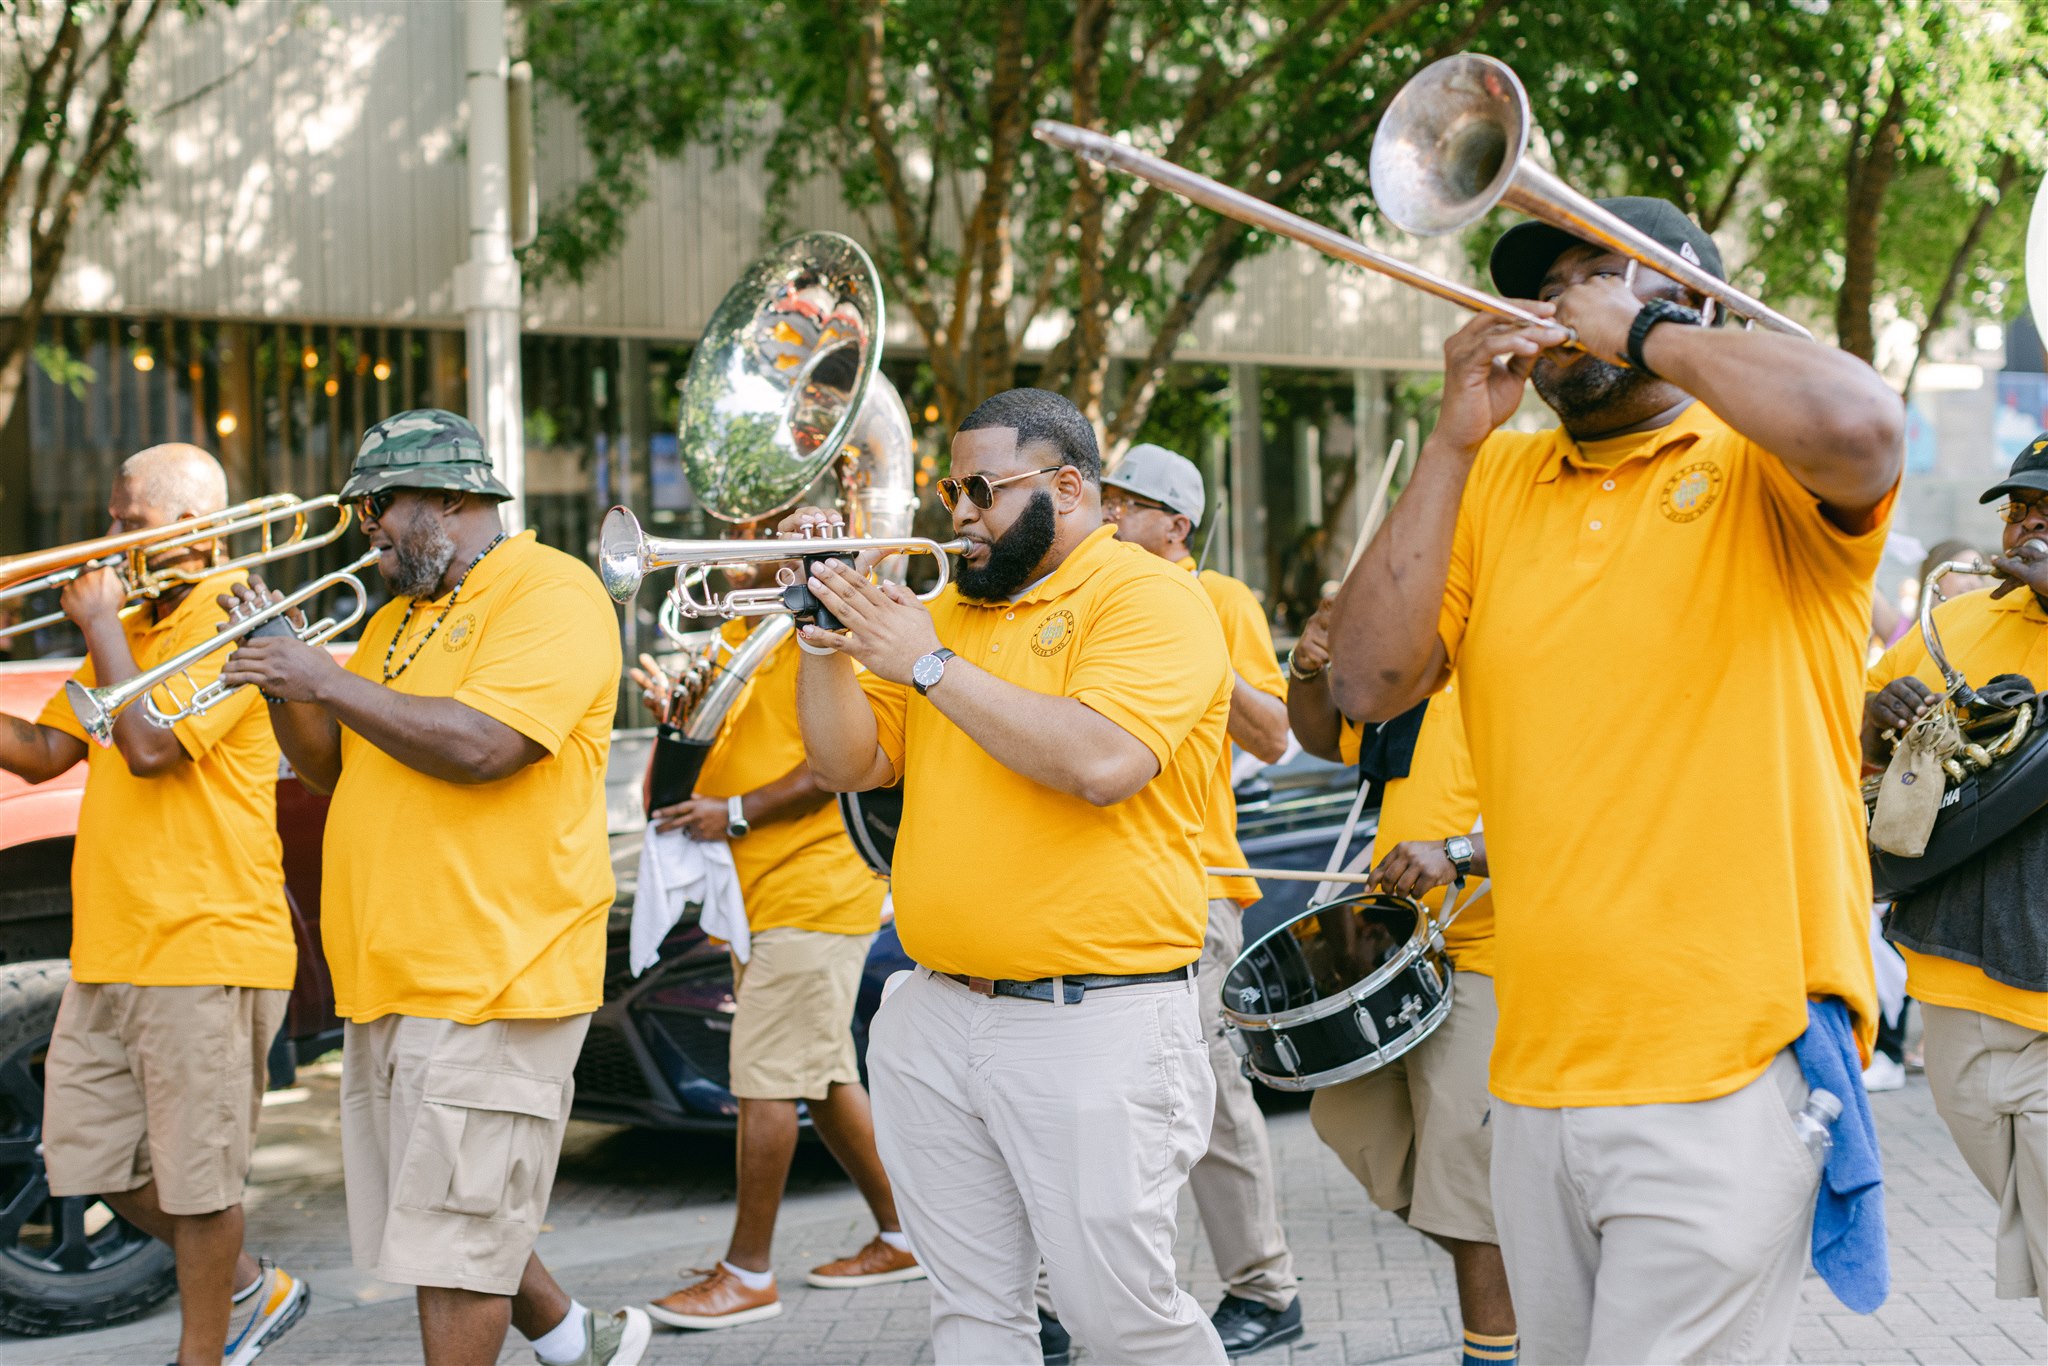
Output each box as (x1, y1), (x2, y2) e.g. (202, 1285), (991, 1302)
(598, 505), (965, 621)
(66, 549), (381, 746)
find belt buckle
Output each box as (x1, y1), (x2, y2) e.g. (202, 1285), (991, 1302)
(966, 976), (996, 997)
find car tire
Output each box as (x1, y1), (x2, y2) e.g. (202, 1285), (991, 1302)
(0, 959), (177, 1336)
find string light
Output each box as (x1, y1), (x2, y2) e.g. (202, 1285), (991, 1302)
(188, 362), (204, 382)
(215, 412), (238, 436)
(372, 359), (392, 382)
(131, 349), (155, 372)
(301, 347), (319, 369)
(323, 377), (340, 397)
(923, 405), (939, 423)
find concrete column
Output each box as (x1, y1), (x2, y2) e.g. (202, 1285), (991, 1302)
(1228, 363), (1266, 594)
(456, 0), (526, 533)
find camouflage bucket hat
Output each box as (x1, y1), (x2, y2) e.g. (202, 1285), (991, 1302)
(339, 408), (513, 502)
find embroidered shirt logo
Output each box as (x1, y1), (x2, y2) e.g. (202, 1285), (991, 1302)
(1031, 609), (1075, 657)
(442, 613), (477, 652)
(1659, 462), (1723, 523)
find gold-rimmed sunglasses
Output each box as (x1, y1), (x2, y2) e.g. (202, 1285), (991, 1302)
(936, 465), (1062, 512)
(1998, 496), (2048, 525)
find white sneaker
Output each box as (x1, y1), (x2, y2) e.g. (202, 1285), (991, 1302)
(1862, 1053), (1907, 1092)
(223, 1260), (308, 1365)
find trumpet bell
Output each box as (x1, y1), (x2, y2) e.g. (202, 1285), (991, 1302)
(677, 231), (885, 524)
(1370, 54), (1531, 237)
(599, 505), (652, 603)
(64, 680), (117, 746)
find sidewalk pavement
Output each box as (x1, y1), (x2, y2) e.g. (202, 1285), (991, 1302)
(12, 1061), (2045, 1365)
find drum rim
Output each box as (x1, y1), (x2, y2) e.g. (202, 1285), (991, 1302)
(1239, 984), (1455, 1091)
(1221, 893), (1441, 1031)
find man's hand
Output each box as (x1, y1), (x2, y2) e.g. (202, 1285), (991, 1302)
(60, 566), (128, 628)
(1863, 676), (1940, 767)
(1431, 303), (1570, 455)
(219, 632), (344, 703)
(798, 559), (941, 685)
(1989, 537), (2048, 601)
(1294, 592), (1337, 676)
(1546, 273), (1648, 366)
(1371, 840), (1458, 899)
(651, 794), (731, 841)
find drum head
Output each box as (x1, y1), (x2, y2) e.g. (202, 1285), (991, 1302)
(1224, 892), (1423, 1021)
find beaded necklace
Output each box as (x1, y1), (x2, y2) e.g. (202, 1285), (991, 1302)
(382, 533), (504, 683)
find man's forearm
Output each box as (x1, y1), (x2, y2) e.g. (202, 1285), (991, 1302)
(1328, 440), (1467, 722)
(79, 618), (185, 774)
(741, 761), (833, 826)
(796, 651), (892, 791)
(268, 701), (344, 794)
(1642, 325), (1902, 515)
(925, 662), (1157, 806)
(308, 671), (533, 785)
(1226, 677), (1289, 763)
(1287, 673), (1346, 763)
(0, 712), (84, 783)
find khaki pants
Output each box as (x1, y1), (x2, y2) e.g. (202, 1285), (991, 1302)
(869, 967), (1226, 1365)
(728, 927), (874, 1101)
(1310, 970), (1497, 1243)
(1189, 898), (1296, 1308)
(1921, 1002), (2047, 1308)
(1491, 1049), (1820, 1364)
(43, 982), (287, 1215)
(341, 1013), (589, 1295)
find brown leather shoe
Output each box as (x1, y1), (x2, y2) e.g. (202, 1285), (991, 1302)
(645, 1266), (782, 1330)
(805, 1235), (926, 1288)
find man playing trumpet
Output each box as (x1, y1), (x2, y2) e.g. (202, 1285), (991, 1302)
(0, 444), (307, 1366)
(1328, 200), (1903, 1361)
(218, 411), (648, 1366)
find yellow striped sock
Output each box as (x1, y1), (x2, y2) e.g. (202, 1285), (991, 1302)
(1463, 1330), (1518, 1365)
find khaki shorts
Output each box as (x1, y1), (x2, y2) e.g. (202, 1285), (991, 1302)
(1308, 969), (1497, 1243)
(341, 1013), (588, 1295)
(43, 982), (287, 1216)
(728, 926), (873, 1101)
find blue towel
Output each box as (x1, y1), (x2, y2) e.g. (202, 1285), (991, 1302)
(1792, 998), (1889, 1312)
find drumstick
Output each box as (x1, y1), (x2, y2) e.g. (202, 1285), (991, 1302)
(1206, 866), (1379, 885)
(1343, 438), (1404, 578)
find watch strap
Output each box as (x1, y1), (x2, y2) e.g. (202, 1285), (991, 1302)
(1625, 298), (1702, 379)
(726, 794), (748, 835)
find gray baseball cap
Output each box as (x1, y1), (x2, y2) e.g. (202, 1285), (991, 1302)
(1103, 443), (1207, 525)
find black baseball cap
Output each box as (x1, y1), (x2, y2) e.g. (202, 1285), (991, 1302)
(1489, 196), (1726, 302)
(1980, 433), (2048, 504)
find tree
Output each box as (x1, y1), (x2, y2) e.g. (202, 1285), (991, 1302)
(536, 0), (1843, 448)
(0, 0), (265, 437)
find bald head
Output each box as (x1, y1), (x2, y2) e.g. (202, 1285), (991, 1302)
(118, 444), (228, 522)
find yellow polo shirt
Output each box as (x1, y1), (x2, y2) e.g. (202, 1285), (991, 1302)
(1867, 587), (2048, 1030)
(694, 619), (884, 937)
(321, 532), (620, 1024)
(38, 571), (293, 989)
(1438, 402), (1889, 1106)
(1179, 556), (1287, 906)
(859, 524), (1231, 979)
(1340, 681), (1494, 976)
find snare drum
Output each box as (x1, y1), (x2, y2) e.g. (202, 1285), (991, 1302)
(1221, 890), (1452, 1091)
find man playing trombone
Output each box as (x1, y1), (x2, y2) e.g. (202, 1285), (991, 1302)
(0, 444), (307, 1366)
(217, 410), (649, 1366)
(1327, 200), (1903, 1361)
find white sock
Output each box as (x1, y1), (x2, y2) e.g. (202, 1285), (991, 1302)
(721, 1260), (775, 1291)
(529, 1302), (588, 1363)
(878, 1230), (911, 1252)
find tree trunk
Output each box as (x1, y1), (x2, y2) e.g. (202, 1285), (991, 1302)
(1835, 79), (1907, 365)
(1903, 154), (2020, 401)
(1066, 0), (1114, 430)
(0, 317), (38, 443)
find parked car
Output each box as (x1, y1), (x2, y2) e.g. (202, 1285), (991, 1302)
(0, 659), (1370, 1335)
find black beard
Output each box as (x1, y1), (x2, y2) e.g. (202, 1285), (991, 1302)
(1531, 354), (1659, 425)
(387, 513), (457, 598)
(955, 489), (1058, 602)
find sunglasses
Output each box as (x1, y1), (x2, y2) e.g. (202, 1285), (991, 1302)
(1998, 497), (2047, 525)
(1103, 491), (1171, 517)
(353, 490), (400, 524)
(936, 465), (1062, 512)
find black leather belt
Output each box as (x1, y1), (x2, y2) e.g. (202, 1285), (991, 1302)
(940, 965), (1194, 1005)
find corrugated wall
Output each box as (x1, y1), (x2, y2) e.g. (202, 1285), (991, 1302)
(6, 0), (1462, 369)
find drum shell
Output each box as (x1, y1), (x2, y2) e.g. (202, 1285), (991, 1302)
(1222, 893), (1453, 1091)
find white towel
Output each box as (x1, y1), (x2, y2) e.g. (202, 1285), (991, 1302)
(1870, 904), (1908, 1028)
(631, 826), (750, 976)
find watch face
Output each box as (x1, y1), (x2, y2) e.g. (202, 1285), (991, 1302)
(913, 653), (945, 690)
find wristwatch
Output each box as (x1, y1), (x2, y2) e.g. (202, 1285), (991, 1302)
(912, 647), (956, 696)
(1625, 297), (1705, 378)
(725, 795), (750, 840)
(1442, 835), (1475, 878)
(1287, 648), (1327, 683)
